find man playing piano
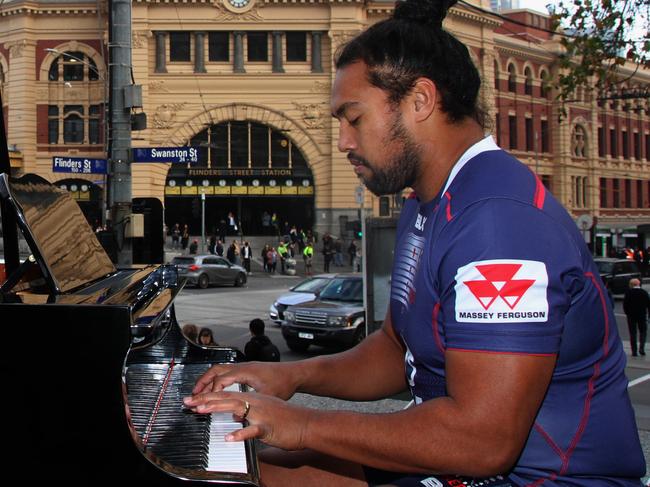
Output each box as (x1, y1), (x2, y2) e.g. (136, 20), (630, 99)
(184, 0), (646, 485)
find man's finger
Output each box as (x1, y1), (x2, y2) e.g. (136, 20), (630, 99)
(225, 424), (264, 442)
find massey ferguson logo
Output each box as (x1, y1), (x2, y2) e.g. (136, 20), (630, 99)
(454, 259), (549, 323)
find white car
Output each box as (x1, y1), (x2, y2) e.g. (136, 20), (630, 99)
(269, 274), (337, 324)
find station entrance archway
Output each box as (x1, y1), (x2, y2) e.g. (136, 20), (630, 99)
(164, 120), (315, 237)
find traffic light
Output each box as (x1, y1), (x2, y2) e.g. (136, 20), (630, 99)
(353, 220), (362, 238)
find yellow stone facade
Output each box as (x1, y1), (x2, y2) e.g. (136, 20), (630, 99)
(1, 0), (649, 247)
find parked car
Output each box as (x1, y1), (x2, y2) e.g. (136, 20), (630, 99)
(172, 254), (247, 289)
(281, 274), (365, 352)
(269, 273), (337, 324)
(593, 257), (641, 295)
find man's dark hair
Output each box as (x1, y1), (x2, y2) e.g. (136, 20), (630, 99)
(249, 318), (265, 336)
(335, 0), (486, 127)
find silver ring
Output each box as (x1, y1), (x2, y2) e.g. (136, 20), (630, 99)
(241, 400), (250, 420)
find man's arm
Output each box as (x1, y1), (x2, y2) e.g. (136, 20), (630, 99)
(297, 349), (556, 476)
(192, 311), (407, 402)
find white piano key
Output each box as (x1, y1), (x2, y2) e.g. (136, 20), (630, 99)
(207, 420), (248, 473)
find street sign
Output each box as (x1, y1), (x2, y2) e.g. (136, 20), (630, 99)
(52, 157), (108, 174)
(355, 184), (364, 205)
(132, 147), (201, 164)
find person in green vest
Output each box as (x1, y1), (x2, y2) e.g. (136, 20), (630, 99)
(277, 240), (289, 274)
(303, 241), (314, 276)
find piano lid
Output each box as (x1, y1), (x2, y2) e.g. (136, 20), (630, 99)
(0, 173), (116, 294)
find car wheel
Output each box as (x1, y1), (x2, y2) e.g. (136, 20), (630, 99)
(198, 274), (209, 289)
(351, 324), (366, 347)
(286, 338), (310, 352)
(234, 273), (246, 287)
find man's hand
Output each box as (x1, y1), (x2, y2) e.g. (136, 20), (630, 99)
(183, 390), (311, 450)
(192, 362), (300, 400)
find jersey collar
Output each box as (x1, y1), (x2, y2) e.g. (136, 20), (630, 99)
(439, 135), (500, 200)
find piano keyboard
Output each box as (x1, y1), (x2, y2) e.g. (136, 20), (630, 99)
(126, 362), (250, 474)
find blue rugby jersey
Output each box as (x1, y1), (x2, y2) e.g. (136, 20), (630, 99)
(390, 140), (645, 485)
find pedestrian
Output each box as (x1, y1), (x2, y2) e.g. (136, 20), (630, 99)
(242, 241), (252, 274)
(623, 277), (650, 357)
(189, 239), (198, 255)
(261, 244), (270, 273)
(334, 238), (343, 266)
(171, 223), (180, 249)
(197, 327), (218, 346)
(277, 240), (289, 274)
(303, 241), (313, 276)
(180, 224), (189, 252)
(215, 239), (224, 257)
(226, 241), (237, 264)
(267, 246), (278, 274)
(181, 324), (199, 343)
(209, 234), (217, 254)
(348, 239), (357, 266)
(322, 233), (334, 272)
(244, 318), (281, 362)
(183, 1), (645, 484)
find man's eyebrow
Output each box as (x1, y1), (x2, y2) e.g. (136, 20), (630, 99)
(331, 101), (359, 119)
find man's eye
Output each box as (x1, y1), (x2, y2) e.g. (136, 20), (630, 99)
(349, 117), (360, 126)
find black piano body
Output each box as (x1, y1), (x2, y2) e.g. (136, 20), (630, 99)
(0, 173), (259, 485)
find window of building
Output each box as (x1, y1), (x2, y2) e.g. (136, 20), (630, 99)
(637, 180), (643, 207)
(572, 176), (587, 208)
(622, 131), (629, 159)
(170, 32), (191, 62)
(209, 32), (229, 62)
(610, 128), (617, 157)
(541, 119), (549, 152)
(613, 179), (620, 207)
(541, 174), (552, 192)
(509, 115), (517, 150)
(525, 117), (534, 152)
(494, 60), (499, 90)
(189, 120), (308, 170)
(598, 127), (605, 157)
(540, 70), (551, 99)
(286, 32), (307, 62)
(495, 113), (501, 146)
(600, 178), (607, 208)
(507, 63), (517, 93)
(247, 32), (268, 62)
(63, 105), (84, 144)
(88, 105), (101, 145)
(63, 51), (85, 81)
(625, 179), (632, 208)
(634, 132), (641, 160)
(48, 105), (59, 144)
(572, 125), (586, 157)
(524, 67), (533, 95)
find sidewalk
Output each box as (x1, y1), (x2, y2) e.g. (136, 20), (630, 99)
(164, 235), (359, 278)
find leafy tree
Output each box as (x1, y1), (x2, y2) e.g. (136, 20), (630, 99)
(549, 0), (649, 102)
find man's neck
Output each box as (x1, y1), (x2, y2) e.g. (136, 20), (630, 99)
(412, 119), (485, 203)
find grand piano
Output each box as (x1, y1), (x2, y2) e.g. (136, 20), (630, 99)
(0, 172), (260, 485)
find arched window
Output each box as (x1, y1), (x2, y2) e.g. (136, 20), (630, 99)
(508, 63), (517, 93)
(0, 63), (5, 99)
(540, 70), (551, 99)
(46, 49), (105, 146)
(189, 121), (309, 170)
(572, 125), (587, 157)
(524, 67), (533, 96)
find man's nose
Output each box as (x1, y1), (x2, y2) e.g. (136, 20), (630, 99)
(337, 124), (357, 153)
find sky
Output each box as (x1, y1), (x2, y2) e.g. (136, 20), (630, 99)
(517, 0), (556, 14)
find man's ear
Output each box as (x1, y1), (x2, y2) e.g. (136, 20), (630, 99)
(410, 77), (437, 122)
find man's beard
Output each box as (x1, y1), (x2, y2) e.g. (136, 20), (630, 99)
(349, 113), (421, 197)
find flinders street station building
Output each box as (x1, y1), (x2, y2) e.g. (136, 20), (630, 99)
(1, 0), (649, 258)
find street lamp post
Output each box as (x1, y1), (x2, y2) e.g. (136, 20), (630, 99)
(44, 48), (110, 227)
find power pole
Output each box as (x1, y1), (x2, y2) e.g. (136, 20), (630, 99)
(108, 0), (133, 265)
